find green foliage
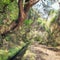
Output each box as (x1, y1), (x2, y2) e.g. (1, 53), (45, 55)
(10, 2), (18, 17)
(50, 14), (58, 24)
(0, 50), (9, 60)
(6, 1), (18, 21)
(2, 0), (11, 4)
(0, 47), (21, 60)
(37, 18), (46, 27)
(24, 19), (33, 25)
(34, 36), (43, 43)
(0, 1), (60, 60)
(8, 46), (21, 57)
(37, 18), (50, 32)
(23, 50), (36, 60)
(8, 42), (29, 59)
(0, 0), (18, 25)
(5, 36), (11, 41)
(0, 43), (26, 60)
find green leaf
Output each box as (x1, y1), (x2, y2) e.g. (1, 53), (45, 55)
(24, 19), (33, 25)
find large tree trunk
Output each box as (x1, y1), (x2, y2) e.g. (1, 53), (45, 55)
(1, 0), (39, 36)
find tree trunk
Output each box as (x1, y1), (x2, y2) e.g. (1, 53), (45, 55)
(0, 0), (39, 36)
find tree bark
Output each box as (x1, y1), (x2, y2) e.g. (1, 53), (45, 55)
(1, 0), (39, 36)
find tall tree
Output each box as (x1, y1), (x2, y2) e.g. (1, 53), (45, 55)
(1, 0), (39, 36)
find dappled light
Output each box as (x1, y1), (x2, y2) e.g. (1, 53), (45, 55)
(0, 0), (60, 60)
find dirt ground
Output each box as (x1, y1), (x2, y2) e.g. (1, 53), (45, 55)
(15, 42), (60, 60)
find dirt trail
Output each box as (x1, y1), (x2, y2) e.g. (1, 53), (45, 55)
(14, 42), (60, 60)
(29, 42), (60, 60)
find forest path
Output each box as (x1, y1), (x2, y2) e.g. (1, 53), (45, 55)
(14, 42), (60, 60)
(27, 42), (60, 60)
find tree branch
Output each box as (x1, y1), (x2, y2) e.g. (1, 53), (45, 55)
(24, 0), (40, 12)
(0, 0), (39, 36)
